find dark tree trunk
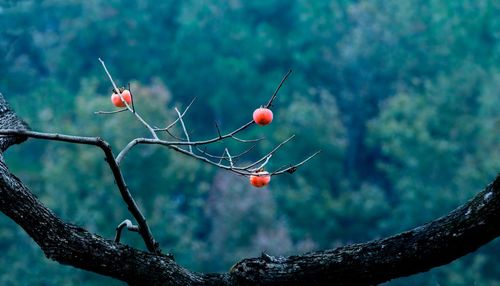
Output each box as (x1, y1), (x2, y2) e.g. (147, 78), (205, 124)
(0, 92), (499, 285)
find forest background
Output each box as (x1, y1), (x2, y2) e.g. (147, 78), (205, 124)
(1, 1), (500, 285)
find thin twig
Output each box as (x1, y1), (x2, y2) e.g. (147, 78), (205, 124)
(225, 148), (234, 168)
(231, 136), (263, 143)
(175, 107), (192, 153)
(154, 97), (197, 132)
(195, 144), (256, 161)
(214, 121), (222, 138)
(113, 70), (292, 161)
(218, 149), (226, 164)
(254, 154), (272, 171)
(114, 219), (139, 243)
(164, 129), (185, 141)
(271, 150), (321, 175)
(98, 58), (159, 140)
(242, 135), (295, 171)
(265, 69), (292, 108)
(94, 108), (128, 115)
(128, 82), (135, 113)
(168, 144), (252, 176)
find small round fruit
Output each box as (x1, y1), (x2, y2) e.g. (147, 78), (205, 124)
(249, 171), (271, 188)
(111, 90), (132, 107)
(253, 107), (273, 126)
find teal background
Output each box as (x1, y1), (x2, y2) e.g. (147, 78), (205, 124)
(1, 1), (500, 285)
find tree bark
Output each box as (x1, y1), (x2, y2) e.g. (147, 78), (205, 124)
(0, 92), (499, 285)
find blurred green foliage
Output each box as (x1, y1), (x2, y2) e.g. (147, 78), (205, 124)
(1, 0), (500, 285)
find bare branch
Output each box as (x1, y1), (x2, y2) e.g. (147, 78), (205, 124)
(174, 107), (192, 153)
(98, 59), (121, 94)
(164, 129), (186, 141)
(214, 121), (222, 138)
(231, 135), (264, 143)
(242, 135), (295, 171)
(94, 108), (128, 115)
(95, 65), (311, 180)
(195, 144), (257, 162)
(128, 82), (135, 113)
(225, 148), (234, 168)
(116, 138), (141, 166)
(114, 219), (139, 243)
(111, 70), (293, 170)
(154, 97), (197, 132)
(218, 149), (226, 164)
(0, 129), (161, 253)
(271, 150), (321, 175)
(254, 154), (272, 171)
(168, 144), (252, 176)
(2, 141), (500, 285)
(265, 69), (292, 108)
(98, 58), (159, 140)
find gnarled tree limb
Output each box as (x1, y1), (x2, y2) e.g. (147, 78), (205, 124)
(0, 92), (499, 285)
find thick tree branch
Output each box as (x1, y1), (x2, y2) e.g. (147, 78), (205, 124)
(1, 92), (500, 285)
(230, 175), (500, 285)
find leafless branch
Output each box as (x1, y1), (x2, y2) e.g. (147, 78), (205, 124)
(94, 108), (128, 115)
(231, 135), (264, 143)
(128, 83), (135, 113)
(153, 97), (197, 132)
(195, 144), (257, 162)
(174, 107), (192, 153)
(98, 58), (159, 140)
(225, 148), (234, 168)
(265, 69), (292, 108)
(271, 150), (321, 175)
(0, 129), (161, 254)
(96, 65), (315, 198)
(214, 121), (222, 138)
(114, 219), (139, 243)
(241, 135), (296, 171)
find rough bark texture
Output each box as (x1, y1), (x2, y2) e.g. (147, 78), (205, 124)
(0, 92), (499, 285)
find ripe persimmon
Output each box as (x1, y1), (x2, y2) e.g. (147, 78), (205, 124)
(253, 107), (273, 126)
(111, 89), (132, 107)
(249, 171), (271, 188)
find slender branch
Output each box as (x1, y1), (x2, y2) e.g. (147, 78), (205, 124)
(241, 135), (295, 171)
(154, 97), (197, 132)
(114, 121), (255, 165)
(214, 121), (222, 138)
(94, 108), (128, 115)
(165, 129), (186, 141)
(218, 149), (226, 164)
(111, 70), (293, 172)
(231, 136), (263, 143)
(254, 155), (272, 171)
(195, 144), (257, 161)
(271, 150), (321, 175)
(116, 138), (141, 166)
(0, 129), (161, 253)
(265, 69), (292, 108)
(174, 107), (192, 153)
(115, 135), (303, 176)
(98, 58), (159, 140)
(114, 219), (139, 243)
(225, 148), (234, 168)
(128, 83), (135, 113)
(168, 144), (252, 176)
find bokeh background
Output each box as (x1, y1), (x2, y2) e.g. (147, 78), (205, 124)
(1, 0), (500, 285)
